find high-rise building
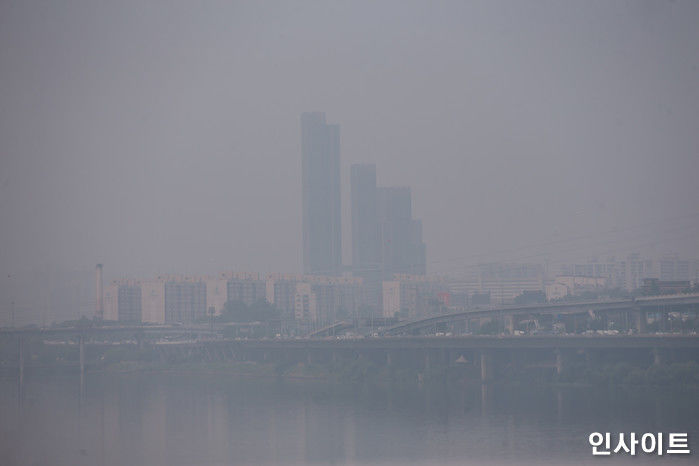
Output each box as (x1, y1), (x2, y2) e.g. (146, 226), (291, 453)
(164, 280), (206, 324)
(349, 167), (426, 313)
(95, 264), (103, 319)
(382, 275), (445, 320)
(102, 280), (142, 322)
(103, 279), (145, 323)
(476, 263), (545, 305)
(293, 282), (317, 328)
(226, 278), (266, 306)
(622, 254), (655, 291)
(351, 164), (381, 277)
(141, 280), (166, 324)
(117, 284), (142, 322)
(301, 112), (341, 275)
(659, 255), (692, 282)
(205, 277), (228, 316)
(377, 187), (426, 278)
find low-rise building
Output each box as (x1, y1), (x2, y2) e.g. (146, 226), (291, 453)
(382, 275), (445, 320)
(545, 275), (608, 301)
(641, 278), (691, 295)
(102, 280), (142, 322)
(205, 277), (228, 316)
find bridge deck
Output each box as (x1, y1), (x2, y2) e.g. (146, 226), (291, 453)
(156, 335), (699, 351)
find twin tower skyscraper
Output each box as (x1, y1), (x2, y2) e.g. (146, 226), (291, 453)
(301, 112), (426, 284)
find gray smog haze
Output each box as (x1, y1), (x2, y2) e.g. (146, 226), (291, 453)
(1, 0), (698, 323)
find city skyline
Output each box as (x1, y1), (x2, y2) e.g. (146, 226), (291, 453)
(1, 3), (698, 465)
(97, 251), (699, 328)
(2, 1), (699, 325)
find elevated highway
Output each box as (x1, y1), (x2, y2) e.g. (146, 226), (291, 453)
(0, 325), (217, 339)
(153, 334), (699, 352)
(383, 294), (699, 336)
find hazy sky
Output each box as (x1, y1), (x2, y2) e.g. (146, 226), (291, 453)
(1, 1), (698, 321)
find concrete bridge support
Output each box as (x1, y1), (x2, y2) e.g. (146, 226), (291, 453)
(480, 351), (494, 382)
(79, 336), (85, 379)
(480, 382), (492, 415)
(18, 336), (24, 400)
(652, 347), (671, 366)
(583, 348), (599, 370)
(635, 308), (647, 334)
(505, 315), (517, 334)
(79, 335), (85, 399)
(554, 348), (567, 376)
(661, 311), (670, 333)
(442, 348), (450, 367)
(558, 314), (579, 333)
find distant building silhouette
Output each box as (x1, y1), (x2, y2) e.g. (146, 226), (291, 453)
(377, 186), (426, 278)
(351, 164), (381, 278)
(350, 163), (426, 316)
(351, 164), (382, 311)
(301, 112), (341, 275)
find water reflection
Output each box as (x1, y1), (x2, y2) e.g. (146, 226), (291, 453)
(1, 373), (697, 465)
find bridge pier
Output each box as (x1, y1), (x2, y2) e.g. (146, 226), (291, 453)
(558, 314), (576, 333)
(583, 348), (599, 370)
(635, 308), (647, 334)
(556, 389), (564, 420)
(480, 351), (494, 382)
(481, 382), (492, 414)
(505, 315), (516, 334)
(18, 336), (24, 402)
(554, 348), (568, 376)
(79, 335), (85, 399)
(135, 333), (144, 350)
(652, 347), (671, 366)
(79, 335), (85, 379)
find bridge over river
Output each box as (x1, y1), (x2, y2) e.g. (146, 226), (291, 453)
(381, 294), (699, 336)
(146, 334), (699, 380)
(2, 294), (699, 386)
(3, 332), (699, 388)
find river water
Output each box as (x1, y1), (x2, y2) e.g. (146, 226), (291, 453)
(1, 373), (697, 465)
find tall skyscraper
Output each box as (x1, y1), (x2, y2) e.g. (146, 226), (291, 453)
(301, 112), (341, 275)
(377, 187), (426, 278)
(351, 164), (381, 277)
(350, 166), (427, 283)
(351, 164), (382, 312)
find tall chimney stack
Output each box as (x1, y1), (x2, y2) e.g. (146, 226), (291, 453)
(95, 264), (103, 319)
